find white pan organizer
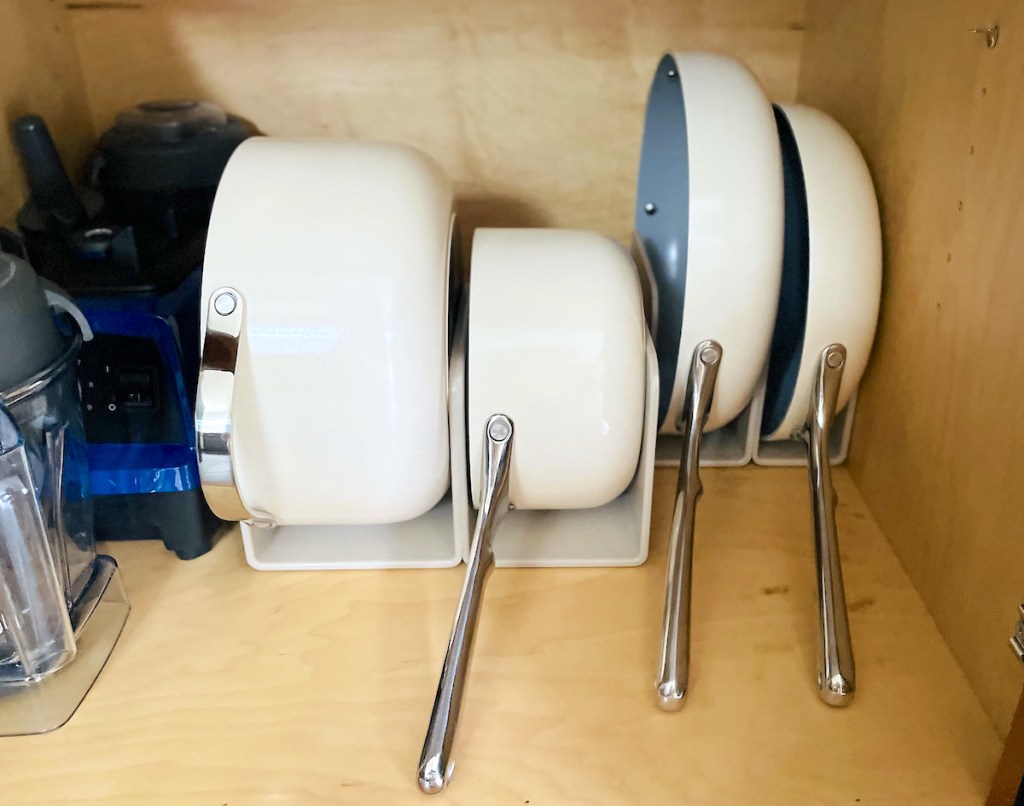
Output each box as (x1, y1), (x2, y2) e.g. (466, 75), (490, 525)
(197, 138), (658, 571)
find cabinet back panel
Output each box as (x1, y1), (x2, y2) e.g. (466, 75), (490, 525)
(0, 0), (93, 225)
(63, 0), (806, 245)
(799, 0), (1024, 738)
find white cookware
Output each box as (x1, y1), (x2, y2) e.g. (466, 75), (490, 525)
(197, 137), (461, 568)
(759, 104), (882, 705)
(636, 52), (783, 435)
(634, 52), (784, 709)
(467, 229), (646, 510)
(419, 228), (653, 794)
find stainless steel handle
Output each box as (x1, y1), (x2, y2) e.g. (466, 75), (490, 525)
(196, 288), (262, 523)
(656, 340), (721, 710)
(418, 414), (513, 794)
(804, 344), (855, 706)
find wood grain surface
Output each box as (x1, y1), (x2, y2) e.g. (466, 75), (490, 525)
(62, 0), (806, 248)
(1, 468), (1000, 804)
(798, 0), (1024, 738)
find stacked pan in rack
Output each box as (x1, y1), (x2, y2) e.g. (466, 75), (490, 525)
(635, 53), (881, 709)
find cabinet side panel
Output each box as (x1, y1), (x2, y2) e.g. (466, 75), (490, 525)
(799, 0), (1024, 739)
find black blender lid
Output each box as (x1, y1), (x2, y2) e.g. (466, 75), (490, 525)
(94, 99), (250, 192)
(113, 99), (229, 143)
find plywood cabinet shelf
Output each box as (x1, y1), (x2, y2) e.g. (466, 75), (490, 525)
(2, 468), (1000, 803)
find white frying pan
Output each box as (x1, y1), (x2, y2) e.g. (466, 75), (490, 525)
(761, 104), (882, 705)
(418, 229), (647, 794)
(635, 52), (783, 709)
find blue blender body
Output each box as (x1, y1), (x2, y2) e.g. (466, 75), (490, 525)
(8, 102), (250, 558)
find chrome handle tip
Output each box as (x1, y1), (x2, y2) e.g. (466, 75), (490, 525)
(698, 342), (722, 365)
(818, 673), (855, 707)
(656, 683), (686, 712)
(213, 290), (237, 316)
(417, 761), (448, 795)
(824, 345), (846, 369)
(486, 414), (512, 442)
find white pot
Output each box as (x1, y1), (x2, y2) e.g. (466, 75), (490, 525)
(200, 138), (454, 525)
(466, 228), (647, 510)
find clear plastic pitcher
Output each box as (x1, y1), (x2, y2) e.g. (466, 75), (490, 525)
(0, 332), (94, 682)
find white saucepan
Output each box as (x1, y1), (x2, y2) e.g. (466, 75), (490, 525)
(197, 138), (454, 528)
(634, 52), (784, 709)
(761, 104), (882, 705)
(418, 228), (647, 794)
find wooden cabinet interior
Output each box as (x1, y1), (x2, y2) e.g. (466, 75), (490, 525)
(1, 0), (1021, 797)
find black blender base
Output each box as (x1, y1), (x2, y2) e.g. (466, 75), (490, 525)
(94, 488), (222, 560)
